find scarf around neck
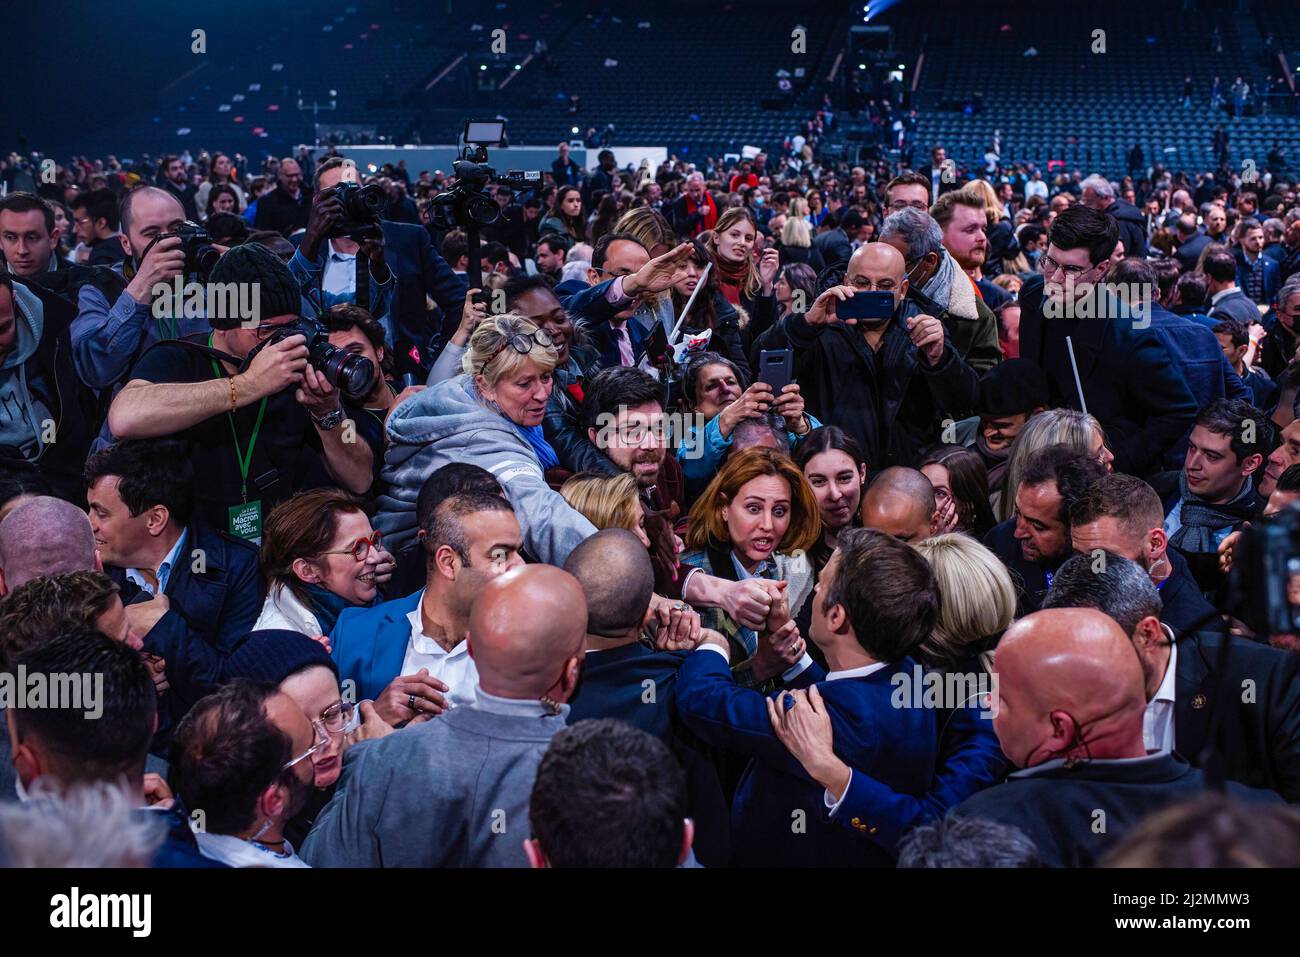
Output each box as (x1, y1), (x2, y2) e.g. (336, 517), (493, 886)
(302, 582), (377, 635)
(1169, 472), (1258, 554)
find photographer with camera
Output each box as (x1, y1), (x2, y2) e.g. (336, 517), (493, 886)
(72, 188), (213, 412)
(295, 157), (466, 379)
(291, 160), (395, 337)
(106, 243), (376, 539)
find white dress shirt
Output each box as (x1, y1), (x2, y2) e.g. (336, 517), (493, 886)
(193, 830), (309, 868)
(400, 589), (480, 709)
(1142, 631), (1178, 753)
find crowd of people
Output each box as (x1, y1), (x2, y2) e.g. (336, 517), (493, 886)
(3, 124), (1300, 869)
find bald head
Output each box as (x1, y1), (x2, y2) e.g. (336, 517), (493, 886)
(563, 529), (654, 640)
(0, 497), (97, 595)
(119, 186), (185, 236)
(861, 467), (935, 544)
(847, 241), (906, 287)
(993, 608), (1148, 768)
(469, 565), (588, 699)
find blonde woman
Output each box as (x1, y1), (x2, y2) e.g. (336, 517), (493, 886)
(778, 215), (822, 270)
(912, 533), (1016, 671)
(375, 313), (598, 564)
(560, 472), (653, 549)
(995, 408), (1115, 521)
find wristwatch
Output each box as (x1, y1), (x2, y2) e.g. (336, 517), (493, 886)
(312, 408), (345, 431)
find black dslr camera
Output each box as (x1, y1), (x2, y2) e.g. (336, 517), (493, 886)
(327, 181), (385, 240)
(146, 221), (222, 276)
(254, 316), (377, 398)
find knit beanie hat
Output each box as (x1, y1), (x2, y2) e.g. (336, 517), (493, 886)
(205, 241), (301, 329)
(224, 629), (338, 685)
(977, 358), (1050, 417)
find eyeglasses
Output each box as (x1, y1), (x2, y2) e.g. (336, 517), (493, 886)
(282, 722), (328, 772)
(848, 276), (899, 291)
(316, 700), (359, 735)
(1038, 252), (1093, 280)
(320, 530), (383, 563)
(888, 200), (930, 212)
(477, 329), (554, 377)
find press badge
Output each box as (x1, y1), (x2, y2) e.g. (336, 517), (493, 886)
(228, 500), (263, 544)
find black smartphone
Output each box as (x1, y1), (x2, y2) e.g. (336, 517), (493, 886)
(757, 348), (794, 394)
(836, 290), (895, 322)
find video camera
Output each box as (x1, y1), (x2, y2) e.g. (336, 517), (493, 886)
(250, 315), (377, 398)
(431, 120), (541, 226)
(326, 181), (386, 241)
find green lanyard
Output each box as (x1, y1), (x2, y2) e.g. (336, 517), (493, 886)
(209, 333), (267, 503)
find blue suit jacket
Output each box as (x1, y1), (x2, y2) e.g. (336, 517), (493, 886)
(826, 692), (1006, 854)
(1236, 249), (1282, 306)
(330, 590), (421, 702)
(565, 278), (649, 369)
(1149, 303), (1250, 469)
(676, 650), (937, 867)
(377, 221), (467, 368)
(110, 521), (263, 752)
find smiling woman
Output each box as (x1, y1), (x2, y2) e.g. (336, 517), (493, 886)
(255, 488), (389, 638)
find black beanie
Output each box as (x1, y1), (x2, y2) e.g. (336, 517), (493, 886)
(224, 629), (338, 685)
(206, 242), (301, 329)
(977, 359), (1050, 417)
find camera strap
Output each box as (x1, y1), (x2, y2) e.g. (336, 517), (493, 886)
(205, 333), (268, 507)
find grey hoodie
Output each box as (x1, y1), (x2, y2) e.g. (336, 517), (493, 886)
(374, 373), (596, 563)
(0, 283), (52, 460)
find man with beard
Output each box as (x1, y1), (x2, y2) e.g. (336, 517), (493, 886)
(157, 155), (199, 222)
(580, 366), (683, 514)
(1067, 474), (1221, 637)
(171, 680), (317, 867)
(983, 445), (1108, 614)
(879, 206), (1001, 374)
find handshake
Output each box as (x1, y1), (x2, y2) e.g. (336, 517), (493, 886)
(649, 578), (807, 682)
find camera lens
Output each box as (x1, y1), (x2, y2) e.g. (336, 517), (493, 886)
(309, 337), (375, 397)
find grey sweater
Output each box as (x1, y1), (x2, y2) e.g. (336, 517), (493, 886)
(300, 695), (569, 868)
(373, 373), (596, 562)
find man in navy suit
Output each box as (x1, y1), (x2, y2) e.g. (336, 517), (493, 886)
(563, 234), (692, 371)
(1043, 553), (1300, 800)
(1105, 258), (1248, 469)
(676, 528), (942, 867)
(86, 440), (262, 753)
(953, 608), (1280, 867)
(562, 528), (730, 867)
(1016, 206), (1198, 477)
(1235, 219), (1281, 306)
(292, 157), (468, 377)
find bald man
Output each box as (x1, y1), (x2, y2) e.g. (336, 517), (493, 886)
(953, 608), (1280, 866)
(303, 565), (589, 868)
(563, 530), (727, 865)
(754, 240), (979, 471)
(860, 467), (938, 543)
(0, 496), (99, 596)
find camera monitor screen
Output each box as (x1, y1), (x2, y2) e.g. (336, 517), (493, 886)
(465, 119), (506, 146)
